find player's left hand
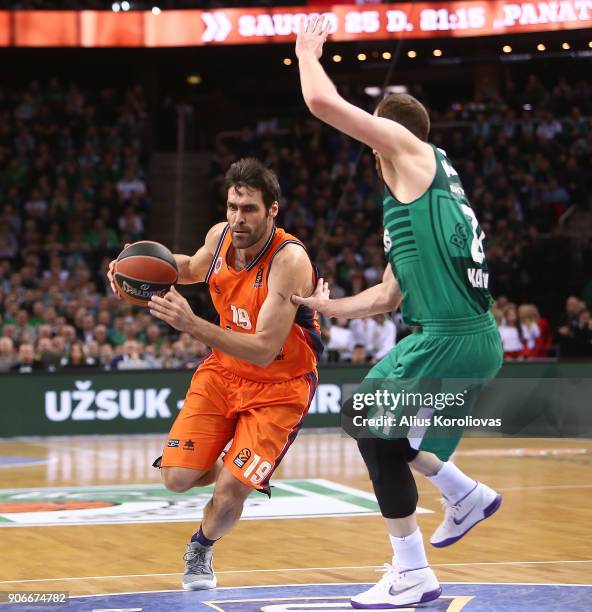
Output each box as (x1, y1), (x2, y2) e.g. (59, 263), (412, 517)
(296, 15), (330, 60)
(149, 286), (196, 333)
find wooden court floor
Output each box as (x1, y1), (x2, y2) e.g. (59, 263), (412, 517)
(0, 431), (591, 599)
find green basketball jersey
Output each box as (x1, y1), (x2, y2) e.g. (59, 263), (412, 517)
(383, 145), (493, 326)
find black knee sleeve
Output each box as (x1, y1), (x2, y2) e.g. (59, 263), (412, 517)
(357, 437), (419, 519)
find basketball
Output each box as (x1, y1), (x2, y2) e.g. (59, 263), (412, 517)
(114, 241), (178, 306)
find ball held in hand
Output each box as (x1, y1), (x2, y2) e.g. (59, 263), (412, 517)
(114, 241), (178, 306)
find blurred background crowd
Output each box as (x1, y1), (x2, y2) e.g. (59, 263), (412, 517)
(1, 72), (591, 373)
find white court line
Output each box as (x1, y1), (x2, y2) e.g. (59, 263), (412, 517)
(497, 484), (592, 492)
(1, 560), (592, 585)
(271, 482), (319, 497)
(0, 458), (57, 469)
(69, 581), (592, 600)
(1, 481), (591, 493)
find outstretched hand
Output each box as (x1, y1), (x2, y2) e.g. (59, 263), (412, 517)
(296, 15), (330, 60)
(149, 286), (196, 333)
(291, 277), (331, 314)
(107, 243), (130, 298)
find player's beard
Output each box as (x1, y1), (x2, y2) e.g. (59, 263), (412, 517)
(231, 215), (269, 250)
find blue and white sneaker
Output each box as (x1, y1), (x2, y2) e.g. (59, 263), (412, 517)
(430, 482), (502, 548)
(351, 564), (441, 609)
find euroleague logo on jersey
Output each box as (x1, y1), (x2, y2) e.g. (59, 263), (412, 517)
(253, 264), (264, 289)
(214, 256), (223, 274)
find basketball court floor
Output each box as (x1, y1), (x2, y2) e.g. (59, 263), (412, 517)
(1, 430), (591, 610)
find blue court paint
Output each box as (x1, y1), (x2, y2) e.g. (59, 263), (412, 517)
(2, 583), (590, 611)
(0, 456), (48, 467)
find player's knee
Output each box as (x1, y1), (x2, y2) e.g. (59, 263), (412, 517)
(161, 467), (200, 493)
(372, 475), (418, 519)
(357, 437), (419, 518)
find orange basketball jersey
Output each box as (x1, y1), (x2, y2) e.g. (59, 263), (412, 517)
(204, 224), (323, 382)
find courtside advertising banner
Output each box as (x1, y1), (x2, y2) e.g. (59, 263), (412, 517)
(1, 1), (592, 47)
(1, 364), (592, 436)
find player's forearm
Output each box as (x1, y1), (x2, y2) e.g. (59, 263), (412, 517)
(188, 316), (275, 368)
(298, 52), (339, 117)
(174, 254), (200, 284)
(324, 282), (401, 319)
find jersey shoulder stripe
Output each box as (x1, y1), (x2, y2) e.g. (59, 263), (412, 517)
(204, 224), (230, 284)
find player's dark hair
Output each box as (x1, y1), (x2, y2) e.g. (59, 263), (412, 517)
(224, 158), (281, 211)
(375, 93), (430, 142)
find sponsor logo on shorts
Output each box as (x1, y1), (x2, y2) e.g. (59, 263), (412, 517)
(214, 256), (223, 274)
(233, 447), (251, 468)
(183, 439), (195, 451)
(167, 439), (180, 448)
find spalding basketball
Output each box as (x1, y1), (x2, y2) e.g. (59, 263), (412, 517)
(114, 241), (178, 306)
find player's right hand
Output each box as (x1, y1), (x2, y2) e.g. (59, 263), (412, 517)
(296, 16), (330, 61)
(107, 244), (130, 298)
(291, 277), (331, 313)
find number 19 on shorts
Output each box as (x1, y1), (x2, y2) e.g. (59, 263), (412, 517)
(244, 454), (272, 484)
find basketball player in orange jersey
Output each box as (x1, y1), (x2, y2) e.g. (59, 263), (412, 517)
(107, 158), (322, 590)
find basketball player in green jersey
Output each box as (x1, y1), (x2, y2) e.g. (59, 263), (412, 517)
(293, 18), (503, 608)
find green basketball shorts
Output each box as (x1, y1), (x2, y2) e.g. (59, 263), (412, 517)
(350, 311), (503, 461)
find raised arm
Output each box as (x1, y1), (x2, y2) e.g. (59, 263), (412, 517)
(296, 19), (428, 160)
(149, 244), (314, 368)
(292, 265), (401, 320)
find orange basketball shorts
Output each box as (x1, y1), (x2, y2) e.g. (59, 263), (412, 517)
(160, 356), (317, 493)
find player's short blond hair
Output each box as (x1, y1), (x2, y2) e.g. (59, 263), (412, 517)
(375, 93), (430, 141)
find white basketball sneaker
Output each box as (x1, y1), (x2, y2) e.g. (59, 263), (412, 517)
(430, 482), (502, 548)
(351, 564), (441, 609)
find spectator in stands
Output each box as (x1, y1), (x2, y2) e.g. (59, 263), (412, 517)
(518, 304), (547, 359)
(94, 324), (109, 345)
(99, 344), (114, 371)
(373, 313), (397, 362)
(84, 340), (100, 366)
(79, 314), (96, 344)
(61, 341), (93, 369)
(350, 344), (368, 364)
(498, 305), (524, 359)
(349, 316), (379, 358)
(530, 305), (552, 357)
(558, 296), (585, 337)
(145, 324), (163, 350)
(113, 340), (151, 370)
(37, 337), (61, 372)
(558, 308), (592, 357)
(326, 318), (354, 362)
(572, 310), (592, 356)
(10, 343), (43, 373)
(0, 337), (16, 372)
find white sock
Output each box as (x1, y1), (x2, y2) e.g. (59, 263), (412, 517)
(427, 461), (476, 503)
(389, 527), (428, 572)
